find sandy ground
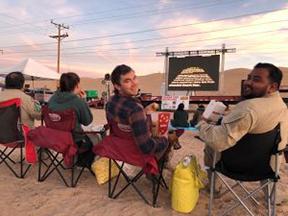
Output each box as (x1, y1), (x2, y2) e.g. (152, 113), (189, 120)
(0, 109), (287, 216)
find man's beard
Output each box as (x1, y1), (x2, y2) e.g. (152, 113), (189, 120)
(242, 88), (268, 100)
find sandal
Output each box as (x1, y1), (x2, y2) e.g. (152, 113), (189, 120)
(173, 142), (182, 150)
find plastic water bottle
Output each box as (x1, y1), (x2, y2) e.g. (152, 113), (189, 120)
(182, 156), (191, 167)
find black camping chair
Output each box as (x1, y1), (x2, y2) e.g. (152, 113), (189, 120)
(0, 98), (31, 178)
(208, 124), (283, 216)
(284, 145), (288, 163)
(29, 105), (93, 187)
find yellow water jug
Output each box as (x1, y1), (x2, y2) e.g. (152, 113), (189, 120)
(171, 155), (206, 213)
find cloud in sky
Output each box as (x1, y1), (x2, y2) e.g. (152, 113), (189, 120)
(0, 0), (287, 77)
(154, 7), (288, 69)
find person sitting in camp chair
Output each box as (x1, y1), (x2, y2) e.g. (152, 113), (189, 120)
(104, 64), (171, 160)
(0, 72), (41, 128)
(93, 64), (175, 206)
(196, 63), (288, 208)
(48, 72), (95, 168)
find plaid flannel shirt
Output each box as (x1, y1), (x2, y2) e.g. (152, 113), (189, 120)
(106, 94), (168, 159)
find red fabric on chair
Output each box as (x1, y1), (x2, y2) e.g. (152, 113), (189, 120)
(0, 98), (21, 108)
(28, 126), (77, 166)
(41, 106), (76, 132)
(22, 124), (37, 164)
(93, 120), (159, 175)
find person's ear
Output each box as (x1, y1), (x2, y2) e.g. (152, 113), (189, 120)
(268, 82), (278, 93)
(114, 84), (121, 92)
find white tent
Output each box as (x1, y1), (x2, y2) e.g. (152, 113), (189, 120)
(0, 77), (4, 88)
(0, 58), (60, 80)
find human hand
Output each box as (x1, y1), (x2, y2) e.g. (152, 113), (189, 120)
(200, 116), (216, 124)
(78, 89), (86, 98)
(144, 102), (159, 114)
(34, 100), (41, 112)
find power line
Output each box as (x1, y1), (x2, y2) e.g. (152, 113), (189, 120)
(64, 8), (288, 43)
(0, 0), (218, 30)
(5, 19), (288, 54)
(39, 1), (173, 23)
(1, 7), (286, 49)
(0, 0), (239, 37)
(70, 0), (241, 26)
(15, 28), (286, 58)
(6, 28), (286, 58)
(0, 13), (51, 35)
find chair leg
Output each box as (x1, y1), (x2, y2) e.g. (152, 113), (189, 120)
(107, 159), (167, 207)
(152, 174), (162, 207)
(38, 149), (85, 187)
(38, 148), (43, 181)
(208, 168), (215, 216)
(272, 182), (277, 216)
(0, 147), (16, 165)
(267, 181), (271, 216)
(0, 145), (30, 178)
(71, 162), (75, 187)
(218, 174), (256, 216)
(108, 158), (112, 197)
(238, 182), (260, 206)
(20, 145), (24, 178)
(71, 162), (84, 187)
(152, 159), (167, 207)
(208, 151), (218, 216)
(110, 160), (150, 205)
(109, 161), (124, 198)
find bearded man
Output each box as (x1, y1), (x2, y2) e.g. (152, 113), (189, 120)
(197, 63), (288, 204)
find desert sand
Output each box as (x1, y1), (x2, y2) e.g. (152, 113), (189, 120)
(0, 109), (287, 216)
(1, 69), (288, 216)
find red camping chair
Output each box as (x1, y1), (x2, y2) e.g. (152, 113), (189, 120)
(93, 120), (168, 207)
(0, 98), (31, 178)
(28, 105), (88, 187)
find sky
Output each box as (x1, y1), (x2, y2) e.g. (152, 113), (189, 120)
(0, 0), (287, 78)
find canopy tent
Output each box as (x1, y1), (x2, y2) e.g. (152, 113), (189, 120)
(0, 58), (60, 80)
(0, 77), (4, 88)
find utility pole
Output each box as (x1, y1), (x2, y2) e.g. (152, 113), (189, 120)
(49, 20), (69, 73)
(220, 43), (228, 94)
(164, 47), (169, 96)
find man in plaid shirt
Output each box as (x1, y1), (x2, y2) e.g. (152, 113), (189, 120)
(106, 64), (169, 159)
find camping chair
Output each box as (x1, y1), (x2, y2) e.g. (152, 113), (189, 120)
(208, 124), (283, 216)
(93, 120), (168, 207)
(28, 105), (90, 187)
(0, 98), (31, 178)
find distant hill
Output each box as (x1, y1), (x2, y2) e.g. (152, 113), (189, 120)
(27, 67), (288, 96)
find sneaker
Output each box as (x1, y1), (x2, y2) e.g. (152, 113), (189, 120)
(168, 131), (182, 150)
(173, 142), (182, 150)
